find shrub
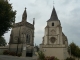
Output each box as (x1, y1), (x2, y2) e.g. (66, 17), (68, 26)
(38, 51), (45, 60)
(66, 57), (75, 60)
(37, 51), (59, 60)
(3, 50), (9, 55)
(17, 53), (22, 57)
(45, 56), (59, 60)
(9, 51), (16, 56)
(54, 57), (59, 60)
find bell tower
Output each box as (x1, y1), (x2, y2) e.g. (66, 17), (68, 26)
(44, 6), (62, 45)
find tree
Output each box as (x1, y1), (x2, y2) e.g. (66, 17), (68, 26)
(68, 42), (80, 59)
(68, 42), (77, 56)
(0, 36), (7, 46)
(38, 51), (45, 60)
(75, 46), (80, 60)
(35, 45), (39, 52)
(0, 0), (16, 37)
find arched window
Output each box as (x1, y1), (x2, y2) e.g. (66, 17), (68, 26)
(26, 34), (30, 43)
(52, 23), (54, 26)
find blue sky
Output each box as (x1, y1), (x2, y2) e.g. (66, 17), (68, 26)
(4, 0), (80, 46)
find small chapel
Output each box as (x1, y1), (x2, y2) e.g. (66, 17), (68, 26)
(9, 8), (35, 57)
(40, 6), (69, 60)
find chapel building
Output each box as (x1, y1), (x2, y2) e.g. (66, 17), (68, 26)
(9, 8), (35, 57)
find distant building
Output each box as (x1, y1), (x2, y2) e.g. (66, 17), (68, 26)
(40, 6), (69, 60)
(9, 8), (35, 57)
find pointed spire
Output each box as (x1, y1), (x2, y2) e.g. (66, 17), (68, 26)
(22, 7), (27, 22)
(47, 6), (59, 21)
(33, 18), (35, 25)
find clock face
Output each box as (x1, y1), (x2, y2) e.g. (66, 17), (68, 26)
(50, 37), (56, 43)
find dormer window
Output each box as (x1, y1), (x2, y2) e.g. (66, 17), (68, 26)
(52, 23), (54, 26)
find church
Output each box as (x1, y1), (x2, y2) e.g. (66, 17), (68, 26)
(9, 8), (35, 57)
(40, 6), (69, 60)
(8, 4), (69, 59)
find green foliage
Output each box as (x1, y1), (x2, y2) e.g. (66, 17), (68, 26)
(0, 36), (7, 46)
(66, 57), (75, 60)
(38, 51), (59, 60)
(68, 42), (80, 58)
(38, 51), (45, 60)
(35, 45), (39, 52)
(0, 0), (16, 36)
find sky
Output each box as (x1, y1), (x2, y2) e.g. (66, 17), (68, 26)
(4, 0), (80, 46)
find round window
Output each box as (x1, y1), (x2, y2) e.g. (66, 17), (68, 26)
(50, 37), (56, 43)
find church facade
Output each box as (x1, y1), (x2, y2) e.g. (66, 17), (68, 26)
(9, 8), (35, 57)
(40, 6), (69, 60)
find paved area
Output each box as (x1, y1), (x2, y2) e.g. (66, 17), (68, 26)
(0, 55), (37, 60)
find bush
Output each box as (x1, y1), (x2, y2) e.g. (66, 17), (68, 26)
(66, 57), (75, 60)
(9, 52), (16, 56)
(54, 57), (59, 60)
(3, 50), (21, 57)
(38, 51), (45, 60)
(45, 56), (59, 60)
(3, 50), (9, 55)
(38, 51), (59, 60)
(17, 53), (22, 57)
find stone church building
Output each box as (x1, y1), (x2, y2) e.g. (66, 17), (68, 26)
(40, 6), (69, 60)
(9, 8), (35, 57)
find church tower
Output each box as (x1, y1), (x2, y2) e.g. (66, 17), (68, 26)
(43, 6), (63, 45)
(40, 6), (69, 60)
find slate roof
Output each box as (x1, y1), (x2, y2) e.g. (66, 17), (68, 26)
(47, 7), (59, 21)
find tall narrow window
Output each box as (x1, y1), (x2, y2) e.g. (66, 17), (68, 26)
(52, 23), (54, 26)
(26, 34), (30, 43)
(26, 34), (28, 43)
(28, 35), (30, 43)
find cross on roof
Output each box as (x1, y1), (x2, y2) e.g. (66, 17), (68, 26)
(25, 7), (27, 10)
(53, 0), (55, 8)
